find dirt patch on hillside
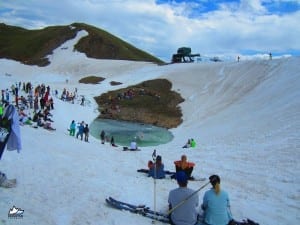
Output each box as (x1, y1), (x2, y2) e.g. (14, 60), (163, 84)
(94, 79), (184, 129)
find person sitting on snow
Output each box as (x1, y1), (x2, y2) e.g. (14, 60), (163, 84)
(182, 139), (191, 148)
(201, 175), (233, 225)
(174, 154), (195, 180)
(148, 155), (165, 179)
(130, 139), (138, 150)
(190, 138), (196, 148)
(168, 171), (199, 225)
(110, 136), (118, 147)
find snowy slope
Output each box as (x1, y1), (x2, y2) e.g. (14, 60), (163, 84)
(0, 31), (299, 225)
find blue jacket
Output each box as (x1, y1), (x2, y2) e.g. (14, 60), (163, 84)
(202, 188), (232, 225)
(77, 124), (84, 134)
(148, 164), (165, 179)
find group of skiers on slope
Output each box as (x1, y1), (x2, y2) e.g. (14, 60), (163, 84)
(147, 153), (234, 225)
(69, 120), (89, 142)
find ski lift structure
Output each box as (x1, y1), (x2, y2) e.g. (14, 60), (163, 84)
(172, 47), (200, 63)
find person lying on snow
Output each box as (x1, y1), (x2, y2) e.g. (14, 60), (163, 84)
(148, 155), (166, 179)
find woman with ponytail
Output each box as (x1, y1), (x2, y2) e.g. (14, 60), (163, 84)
(201, 175), (233, 225)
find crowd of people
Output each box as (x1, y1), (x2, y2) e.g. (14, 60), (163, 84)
(1, 82), (57, 131)
(2, 82), (235, 225)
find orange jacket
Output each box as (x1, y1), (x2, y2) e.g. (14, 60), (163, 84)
(174, 160), (195, 169)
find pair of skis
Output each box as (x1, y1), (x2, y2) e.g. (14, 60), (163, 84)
(105, 197), (260, 225)
(105, 196), (170, 223)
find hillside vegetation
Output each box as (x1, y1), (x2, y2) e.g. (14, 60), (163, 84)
(0, 22), (164, 66)
(94, 79), (184, 129)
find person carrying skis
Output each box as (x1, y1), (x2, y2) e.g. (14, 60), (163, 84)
(201, 175), (233, 225)
(168, 171), (199, 225)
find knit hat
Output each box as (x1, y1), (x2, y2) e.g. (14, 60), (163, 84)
(176, 171), (188, 183)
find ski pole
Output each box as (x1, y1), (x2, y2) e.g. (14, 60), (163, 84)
(167, 180), (211, 215)
(152, 149), (157, 224)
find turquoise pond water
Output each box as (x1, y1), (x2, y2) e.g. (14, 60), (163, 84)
(89, 119), (174, 147)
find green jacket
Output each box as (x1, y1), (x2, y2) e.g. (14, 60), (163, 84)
(190, 139), (196, 147)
